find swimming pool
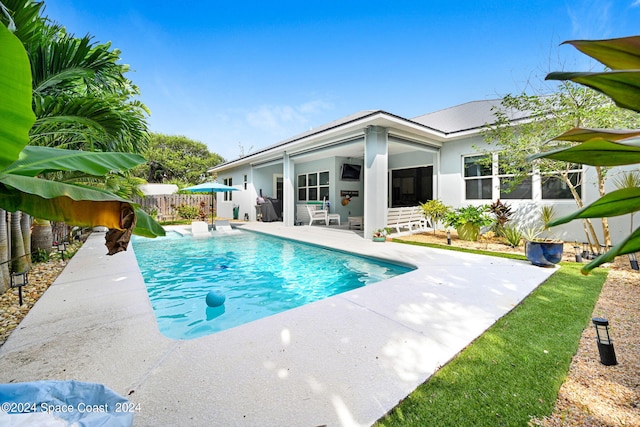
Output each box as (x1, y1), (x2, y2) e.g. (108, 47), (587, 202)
(132, 230), (412, 339)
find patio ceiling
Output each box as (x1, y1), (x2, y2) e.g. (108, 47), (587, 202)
(287, 136), (437, 164)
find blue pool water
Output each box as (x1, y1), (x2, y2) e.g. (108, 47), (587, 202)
(132, 230), (412, 340)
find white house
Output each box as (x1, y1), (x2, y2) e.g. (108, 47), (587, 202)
(209, 99), (634, 244)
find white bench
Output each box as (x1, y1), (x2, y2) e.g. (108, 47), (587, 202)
(386, 206), (429, 234)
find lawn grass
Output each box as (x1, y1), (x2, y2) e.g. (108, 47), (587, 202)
(376, 260), (608, 427)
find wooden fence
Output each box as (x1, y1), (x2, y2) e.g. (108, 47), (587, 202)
(132, 194), (213, 222)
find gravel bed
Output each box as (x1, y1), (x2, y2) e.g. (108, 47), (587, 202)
(0, 258), (67, 346)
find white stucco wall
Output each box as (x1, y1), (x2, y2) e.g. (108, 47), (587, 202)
(215, 165), (253, 219)
(438, 135), (636, 245)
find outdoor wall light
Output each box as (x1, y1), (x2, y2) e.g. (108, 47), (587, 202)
(446, 230), (451, 245)
(592, 317), (618, 366)
(629, 253), (639, 270)
(573, 243), (582, 263)
(10, 270), (29, 306)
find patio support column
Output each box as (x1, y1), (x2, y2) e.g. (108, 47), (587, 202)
(364, 126), (388, 238)
(434, 150), (440, 201)
(282, 151), (295, 227)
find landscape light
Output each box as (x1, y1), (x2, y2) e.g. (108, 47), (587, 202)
(10, 271), (29, 306)
(629, 253), (639, 270)
(57, 241), (67, 261)
(592, 317), (617, 366)
(573, 243), (582, 263)
(582, 242), (590, 260)
(446, 230), (451, 245)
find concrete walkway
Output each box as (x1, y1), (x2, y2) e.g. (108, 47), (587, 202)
(0, 224), (556, 426)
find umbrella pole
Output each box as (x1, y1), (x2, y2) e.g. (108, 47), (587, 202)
(210, 190), (214, 227)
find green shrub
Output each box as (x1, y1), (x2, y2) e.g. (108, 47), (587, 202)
(31, 248), (50, 263)
(444, 205), (493, 229)
(176, 204), (199, 220)
(419, 200), (451, 233)
(503, 225), (523, 248)
(489, 199), (513, 236)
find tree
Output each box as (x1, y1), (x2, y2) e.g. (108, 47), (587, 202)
(134, 133), (225, 186)
(2, 0), (151, 154)
(481, 83), (640, 253)
(527, 35), (640, 274)
(0, 0), (156, 273)
(0, 11), (163, 278)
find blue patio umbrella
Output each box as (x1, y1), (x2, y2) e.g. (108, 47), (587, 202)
(183, 182), (238, 225)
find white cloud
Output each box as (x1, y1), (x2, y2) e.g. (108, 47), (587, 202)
(567, 0), (613, 39)
(298, 99), (334, 114)
(245, 99), (334, 133)
(246, 105), (304, 132)
(632, 0), (640, 7)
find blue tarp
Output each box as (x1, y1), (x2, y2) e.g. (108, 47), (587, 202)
(0, 380), (134, 426)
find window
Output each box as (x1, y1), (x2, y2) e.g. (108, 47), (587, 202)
(297, 171), (329, 201)
(542, 170), (582, 199)
(498, 153), (532, 199)
(499, 176), (532, 199)
(464, 155), (492, 200)
(243, 174), (247, 190)
(223, 177), (233, 201)
(391, 166), (433, 207)
(462, 153), (582, 201)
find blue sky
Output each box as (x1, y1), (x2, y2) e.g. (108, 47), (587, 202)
(44, 1), (640, 161)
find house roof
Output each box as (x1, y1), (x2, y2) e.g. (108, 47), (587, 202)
(210, 110), (442, 171)
(251, 110), (381, 154)
(411, 99), (531, 135)
(210, 98), (532, 172)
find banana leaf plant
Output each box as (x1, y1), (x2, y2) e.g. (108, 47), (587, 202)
(526, 36), (640, 273)
(0, 23), (163, 255)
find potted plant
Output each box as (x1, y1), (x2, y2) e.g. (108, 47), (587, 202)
(524, 205), (564, 267)
(372, 228), (388, 242)
(443, 205), (493, 241)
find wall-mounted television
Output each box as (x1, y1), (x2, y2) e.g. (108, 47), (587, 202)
(340, 163), (361, 181)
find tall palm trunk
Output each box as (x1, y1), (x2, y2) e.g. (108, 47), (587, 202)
(0, 210), (9, 293)
(31, 218), (54, 254)
(21, 212), (32, 267)
(10, 211), (28, 274)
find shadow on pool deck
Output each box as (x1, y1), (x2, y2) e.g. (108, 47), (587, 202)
(0, 223), (556, 426)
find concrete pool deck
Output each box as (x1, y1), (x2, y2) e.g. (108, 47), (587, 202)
(0, 223), (556, 426)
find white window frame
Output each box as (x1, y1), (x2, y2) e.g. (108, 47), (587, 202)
(223, 177), (233, 201)
(297, 171), (329, 202)
(463, 154), (493, 200)
(462, 153), (581, 201)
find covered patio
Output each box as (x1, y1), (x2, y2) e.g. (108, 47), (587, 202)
(211, 111), (442, 239)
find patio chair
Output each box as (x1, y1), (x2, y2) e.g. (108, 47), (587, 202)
(322, 198), (340, 225)
(306, 204), (328, 226)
